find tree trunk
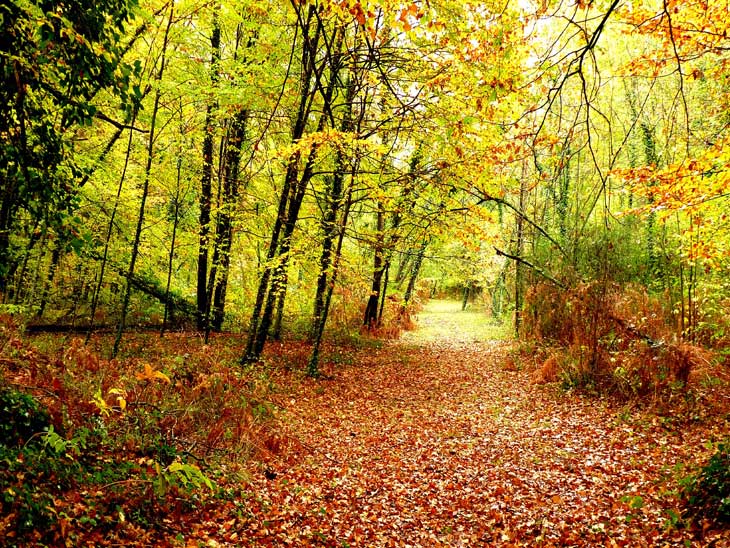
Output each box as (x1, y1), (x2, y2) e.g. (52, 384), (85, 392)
(461, 283), (470, 311)
(268, 26), (344, 344)
(86, 110), (138, 343)
(403, 238), (428, 305)
(378, 263), (390, 323)
(36, 243), (62, 319)
(162, 119), (184, 337)
(394, 250), (412, 289)
(307, 62), (359, 375)
(112, 5), (173, 358)
(241, 5), (321, 364)
(196, 14), (221, 332)
(364, 204), (385, 328)
(308, 186), (354, 377)
(243, 13), (343, 363)
(253, 135), (320, 353)
(557, 146), (570, 241)
(514, 172), (527, 337)
(363, 149), (419, 327)
(208, 108), (248, 334)
(491, 268), (506, 320)
(0, 178), (19, 296)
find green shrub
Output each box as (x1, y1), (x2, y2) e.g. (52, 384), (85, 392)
(683, 439), (730, 524)
(0, 387), (51, 447)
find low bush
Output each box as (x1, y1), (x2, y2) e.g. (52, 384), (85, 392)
(522, 282), (709, 399)
(0, 319), (284, 545)
(682, 438), (730, 525)
(0, 386), (51, 447)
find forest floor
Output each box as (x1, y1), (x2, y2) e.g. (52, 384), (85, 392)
(203, 300), (729, 547)
(3, 301), (729, 546)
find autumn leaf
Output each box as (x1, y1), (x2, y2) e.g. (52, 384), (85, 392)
(135, 363), (171, 384)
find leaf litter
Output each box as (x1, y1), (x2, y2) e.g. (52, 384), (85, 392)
(226, 307), (729, 547)
(3, 303), (728, 546)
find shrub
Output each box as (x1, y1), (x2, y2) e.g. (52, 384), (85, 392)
(521, 282), (708, 399)
(0, 387), (51, 447)
(683, 439), (730, 525)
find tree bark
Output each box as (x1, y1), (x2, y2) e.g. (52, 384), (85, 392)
(363, 204), (385, 328)
(86, 110), (138, 342)
(308, 185), (354, 376)
(162, 126), (184, 337)
(242, 11), (340, 363)
(196, 14), (221, 332)
(209, 108), (248, 333)
(403, 238), (428, 305)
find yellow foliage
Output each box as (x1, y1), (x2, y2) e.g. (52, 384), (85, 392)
(135, 363), (171, 384)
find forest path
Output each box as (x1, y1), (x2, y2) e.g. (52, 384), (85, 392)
(230, 301), (717, 547)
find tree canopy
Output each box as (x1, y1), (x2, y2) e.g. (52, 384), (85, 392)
(0, 0), (728, 369)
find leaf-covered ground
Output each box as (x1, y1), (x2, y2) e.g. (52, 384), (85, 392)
(3, 302), (729, 546)
(193, 301), (729, 547)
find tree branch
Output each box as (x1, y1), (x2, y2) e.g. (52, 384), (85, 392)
(494, 247), (566, 289)
(94, 111), (147, 132)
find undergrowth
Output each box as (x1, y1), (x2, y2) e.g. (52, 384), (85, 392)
(523, 282), (713, 402)
(519, 282), (730, 531)
(682, 438), (730, 526)
(0, 318), (285, 545)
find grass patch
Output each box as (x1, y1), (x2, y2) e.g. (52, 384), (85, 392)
(402, 300), (511, 344)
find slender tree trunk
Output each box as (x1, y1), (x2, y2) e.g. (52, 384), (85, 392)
(404, 238), (427, 305)
(0, 185), (18, 296)
(241, 5), (320, 363)
(363, 156), (419, 327)
(271, 278), (287, 341)
(11, 221), (41, 304)
(269, 26), (344, 344)
(557, 147), (570, 241)
(36, 244), (62, 319)
(162, 147), (184, 336)
(364, 204), (385, 327)
(491, 268), (506, 320)
(311, 170), (345, 339)
(86, 111), (138, 343)
(112, 5), (173, 358)
(244, 15), (343, 362)
(253, 138), (320, 352)
(514, 173), (527, 337)
(308, 185), (354, 376)
(210, 109), (248, 333)
(197, 14), (221, 332)
(394, 250), (412, 289)
(640, 120), (659, 282)
(243, 155), (298, 360)
(311, 75), (356, 340)
(461, 283), (470, 311)
(378, 263), (390, 323)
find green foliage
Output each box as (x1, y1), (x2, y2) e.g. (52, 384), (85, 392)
(683, 439), (730, 525)
(152, 460), (214, 497)
(0, 0), (139, 289)
(0, 387), (50, 447)
(0, 426), (84, 538)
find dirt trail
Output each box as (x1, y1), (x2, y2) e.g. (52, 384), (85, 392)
(233, 301), (726, 547)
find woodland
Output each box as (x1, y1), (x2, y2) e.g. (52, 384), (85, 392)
(1, 0), (730, 545)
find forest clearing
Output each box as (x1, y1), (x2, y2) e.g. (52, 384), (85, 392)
(1, 300), (729, 546)
(2, 0), (730, 545)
